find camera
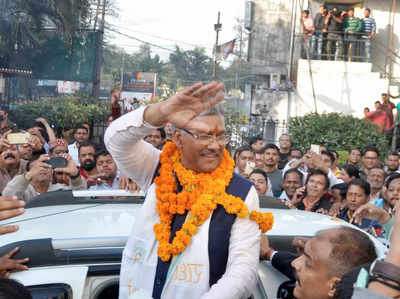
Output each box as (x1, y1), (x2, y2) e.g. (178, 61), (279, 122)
(329, 9), (341, 17)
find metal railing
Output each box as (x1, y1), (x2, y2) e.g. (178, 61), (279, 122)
(298, 31), (374, 62)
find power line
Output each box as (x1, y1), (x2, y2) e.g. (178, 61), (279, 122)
(105, 25), (176, 53)
(108, 23), (212, 49)
(116, 43), (177, 52)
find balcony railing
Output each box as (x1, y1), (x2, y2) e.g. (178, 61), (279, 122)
(298, 31), (373, 63)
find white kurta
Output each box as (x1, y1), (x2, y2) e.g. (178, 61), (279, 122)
(105, 107), (261, 299)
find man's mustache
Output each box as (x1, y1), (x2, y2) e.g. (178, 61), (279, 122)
(200, 150), (221, 156)
(4, 153), (16, 160)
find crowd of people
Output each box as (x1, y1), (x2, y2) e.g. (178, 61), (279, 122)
(236, 133), (400, 241)
(0, 81), (398, 298)
(301, 5), (376, 62)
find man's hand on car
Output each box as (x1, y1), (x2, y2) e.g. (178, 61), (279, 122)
(260, 234), (272, 260)
(87, 173), (106, 187)
(118, 174), (139, 193)
(0, 196), (25, 235)
(0, 247), (29, 278)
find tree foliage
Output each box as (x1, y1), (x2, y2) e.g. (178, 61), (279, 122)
(9, 93), (109, 130)
(168, 46), (213, 89)
(288, 113), (389, 157)
(0, 0), (106, 69)
(102, 43), (166, 86)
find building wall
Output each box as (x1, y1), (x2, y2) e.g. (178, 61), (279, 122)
(295, 60), (389, 119)
(248, 0), (292, 76)
(246, 0), (400, 143)
(363, 0), (400, 84)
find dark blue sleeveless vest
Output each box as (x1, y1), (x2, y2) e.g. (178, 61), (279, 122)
(152, 172), (253, 299)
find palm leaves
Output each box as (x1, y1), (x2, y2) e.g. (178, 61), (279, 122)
(0, 0), (92, 68)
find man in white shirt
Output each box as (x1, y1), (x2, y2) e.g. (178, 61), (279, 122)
(283, 150), (343, 190)
(67, 124), (89, 166)
(88, 150), (119, 191)
(280, 168), (303, 201)
(105, 82), (262, 299)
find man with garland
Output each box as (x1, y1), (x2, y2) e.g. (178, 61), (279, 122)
(105, 81), (273, 299)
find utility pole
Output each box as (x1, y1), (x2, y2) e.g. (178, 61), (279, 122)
(212, 12), (222, 79)
(120, 51), (125, 89)
(288, 0), (297, 81)
(388, 0), (397, 94)
(93, 0), (107, 99)
(235, 24), (243, 89)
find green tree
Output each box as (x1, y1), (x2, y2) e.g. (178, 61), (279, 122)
(102, 43), (167, 87)
(168, 46), (213, 89)
(0, 0), (97, 69)
(288, 113), (389, 158)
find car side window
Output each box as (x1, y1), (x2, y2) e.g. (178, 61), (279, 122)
(27, 283), (72, 299)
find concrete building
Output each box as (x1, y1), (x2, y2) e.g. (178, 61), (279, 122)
(246, 0), (400, 140)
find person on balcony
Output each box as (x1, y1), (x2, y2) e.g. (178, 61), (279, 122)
(313, 5), (328, 60)
(344, 8), (362, 61)
(324, 7), (344, 61)
(301, 10), (314, 59)
(361, 8), (376, 63)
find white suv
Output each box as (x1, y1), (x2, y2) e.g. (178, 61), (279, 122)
(0, 190), (387, 299)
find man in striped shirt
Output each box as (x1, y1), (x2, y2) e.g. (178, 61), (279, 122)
(361, 8), (376, 62)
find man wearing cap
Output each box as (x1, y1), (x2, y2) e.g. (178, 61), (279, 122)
(49, 139), (74, 186)
(49, 139), (69, 156)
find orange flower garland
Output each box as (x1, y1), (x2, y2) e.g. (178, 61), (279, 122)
(154, 141), (274, 262)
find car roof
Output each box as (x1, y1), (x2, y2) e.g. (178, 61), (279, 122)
(0, 190), (387, 260)
(0, 202), (387, 269)
(0, 202), (373, 245)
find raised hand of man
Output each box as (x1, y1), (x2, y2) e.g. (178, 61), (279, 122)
(143, 81), (225, 131)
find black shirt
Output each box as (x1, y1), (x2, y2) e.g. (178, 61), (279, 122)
(325, 15), (342, 33)
(297, 196), (332, 212)
(279, 151), (290, 169)
(314, 13), (327, 32)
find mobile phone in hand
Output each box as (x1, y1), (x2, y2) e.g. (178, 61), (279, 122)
(45, 156), (68, 169)
(7, 133), (30, 144)
(310, 144), (320, 154)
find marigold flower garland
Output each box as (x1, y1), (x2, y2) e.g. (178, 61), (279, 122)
(154, 141), (274, 262)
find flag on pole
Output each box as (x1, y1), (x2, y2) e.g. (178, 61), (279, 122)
(218, 39), (236, 60)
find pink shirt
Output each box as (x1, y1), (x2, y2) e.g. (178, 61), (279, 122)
(303, 17), (314, 36)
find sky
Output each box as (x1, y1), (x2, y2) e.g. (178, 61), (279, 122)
(109, 0), (245, 60)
